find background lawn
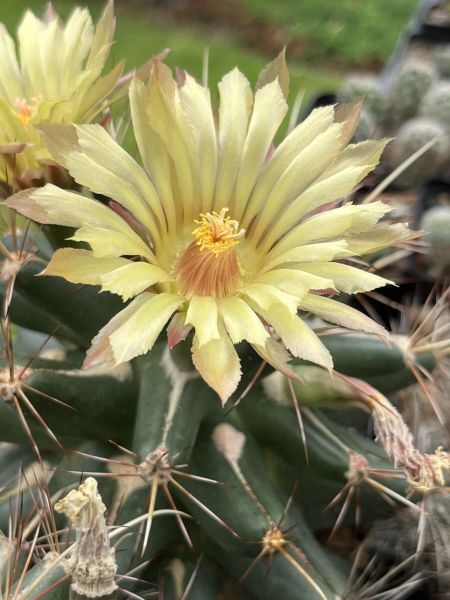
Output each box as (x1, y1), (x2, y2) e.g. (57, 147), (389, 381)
(0, 0), (419, 105)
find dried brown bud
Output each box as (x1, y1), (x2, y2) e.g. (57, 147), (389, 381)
(55, 477), (117, 599)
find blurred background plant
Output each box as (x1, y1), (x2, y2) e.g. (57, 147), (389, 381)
(0, 0), (418, 108)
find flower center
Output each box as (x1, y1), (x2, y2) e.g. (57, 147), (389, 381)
(176, 208), (244, 298)
(15, 96), (42, 127)
(192, 208), (244, 255)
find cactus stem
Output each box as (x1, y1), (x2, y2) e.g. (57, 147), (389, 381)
(171, 477), (239, 539)
(73, 443), (232, 552)
(303, 408), (351, 454)
(177, 554), (204, 600)
(213, 424), (270, 521)
(240, 522), (328, 600)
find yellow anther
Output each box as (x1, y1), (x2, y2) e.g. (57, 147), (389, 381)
(192, 207), (244, 256)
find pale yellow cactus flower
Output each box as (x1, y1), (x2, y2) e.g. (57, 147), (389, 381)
(7, 56), (414, 403)
(0, 0), (122, 190)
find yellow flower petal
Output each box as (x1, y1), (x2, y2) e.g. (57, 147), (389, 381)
(251, 336), (301, 381)
(99, 262), (169, 301)
(242, 106), (335, 227)
(240, 283), (299, 314)
(256, 48), (289, 99)
(231, 79), (287, 218)
(256, 302), (333, 371)
(255, 269), (335, 299)
(43, 248), (168, 300)
(6, 185), (155, 262)
(129, 77), (177, 234)
(268, 201), (391, 261)
(260, 163), (383, 253)
(43, 248), (128, 285)
(145, 62), (198, 220)
(18, 10), (58, 98)
(39, 123), (165, 244)
(299, 293), (388, 338)
(296, 262), (393, 294)
(0, 24), (22, 104)
(77, 60), (124, 122)
(180, 74), (218, 213)
(245, 122), (344, 241)
(219, 296), (269, 346)
(109, 293), (184, 364)
(85, 0), (114, 71)
(185, 296), (219, 347)
(7, 184), (126, 230)
(324, 139), (389, 178)
(84, 293), (152, 368)
(345, 223), (418, 256)
(192, 320), (241, 404)
(261, 240), (351, 272)
(71, 224), (154, 262)
(214, 68), (253, 210)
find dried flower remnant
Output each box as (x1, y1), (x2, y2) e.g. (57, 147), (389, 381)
(55, 477), (118, 599)
(365, 388), (450, 492)
(8, 52), (416, 403)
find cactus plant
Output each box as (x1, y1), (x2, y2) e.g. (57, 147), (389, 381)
(420, 80), (450, 132)
(420, 204), (450, 271)
(433, 44), (450, 78)
(1, 12), (450, 600)
(338, 74), (384, 117)
(388, 117), (449, 188)
(388, 59), (437, 120)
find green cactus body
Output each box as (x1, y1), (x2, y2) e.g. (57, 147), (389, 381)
(389, 117), (449, 188)
(339, 74), (384, 116)
(161, 556), (221, 600)
(11, 554), (70, 600)
(433, 44), (450, 78)
(432, 46), (450, 83)
(184, 418), (348, 599)
(388, 59), (437, 121)
(421, 81), (450, 131)
(420, 205), (450, 270)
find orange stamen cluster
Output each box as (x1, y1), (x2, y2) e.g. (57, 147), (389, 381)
(193, 208), (244, 256)
(176, 208), (244, 298)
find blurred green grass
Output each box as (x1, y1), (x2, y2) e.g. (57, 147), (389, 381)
(240, 0), (418, 66)
(0, 0), (419, 123)
(0, 0), (340, 106)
